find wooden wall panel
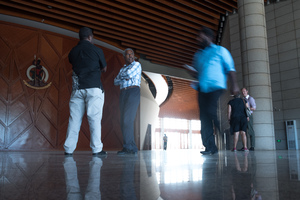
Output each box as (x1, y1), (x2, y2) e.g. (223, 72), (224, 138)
(0, 21), (126, 151)
(159, 78), (199, 120)
(101, 53), (126, 150)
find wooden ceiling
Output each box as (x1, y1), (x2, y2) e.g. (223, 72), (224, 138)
(0, 0), (244, 120)
(0, 0), (240, 69)
(159, 77), (200, 119)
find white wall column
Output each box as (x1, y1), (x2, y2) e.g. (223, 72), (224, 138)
(188, 120), (192, 149)
(238, 0), (275, 150)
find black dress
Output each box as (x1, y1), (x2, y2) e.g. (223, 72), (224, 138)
(228, 98), (248, 133)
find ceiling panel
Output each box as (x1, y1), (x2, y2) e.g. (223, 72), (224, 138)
(0, 0), (239, 67)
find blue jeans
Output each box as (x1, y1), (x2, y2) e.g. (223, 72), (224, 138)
(119, 87), (140, 152)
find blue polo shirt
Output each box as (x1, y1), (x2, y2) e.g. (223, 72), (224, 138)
(193, 44), (235, 93)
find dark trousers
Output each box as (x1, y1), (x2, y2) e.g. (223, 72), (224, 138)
(247, 114), (255, 147)
(163, 142), (167, 150)
(119, 87), (140, 152)
(198, 90), (223, 152)
(120, 155), (138, 199)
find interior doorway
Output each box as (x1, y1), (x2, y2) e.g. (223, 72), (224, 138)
(153, 118), (204, 150)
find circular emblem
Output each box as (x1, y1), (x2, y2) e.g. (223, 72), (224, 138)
(26, 65), (49, 82)
(23, 57), (52, 90)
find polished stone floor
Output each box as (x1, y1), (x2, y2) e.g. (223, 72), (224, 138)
(1, 149), (300, 200)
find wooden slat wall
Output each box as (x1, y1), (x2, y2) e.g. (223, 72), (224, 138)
(0, 21), (125, 151)
(159, 78), (199, 120)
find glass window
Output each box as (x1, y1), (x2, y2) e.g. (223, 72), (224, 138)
(154, 117), (203, 150)
(191, 120), (201, 130)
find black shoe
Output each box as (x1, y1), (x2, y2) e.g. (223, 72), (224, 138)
(117, 148), (130, 155)
(200, 149), (209, 154)
(117, 148), (137, 155)
(238, 147), (245, 151)
(211, 150), (218, 155)
(64, 152), (73, 156)
(130, 150), (138, 155)
(249, 147), (255, 151)
(92, 150), (107, 156)
(200, 148), (218, 155)
(200, 151), (213, 155)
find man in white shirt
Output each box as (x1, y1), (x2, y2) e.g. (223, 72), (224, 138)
(241, 87), (256, 151)
(114, 48), (142, 155)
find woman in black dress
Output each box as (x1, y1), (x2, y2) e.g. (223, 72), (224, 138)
(228, 93), (249, 151)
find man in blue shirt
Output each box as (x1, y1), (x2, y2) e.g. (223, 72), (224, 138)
(189, 27), (239, 155)
(114, 48), (142, 154)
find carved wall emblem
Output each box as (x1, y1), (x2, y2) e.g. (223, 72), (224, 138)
(23, 56), (52, 89)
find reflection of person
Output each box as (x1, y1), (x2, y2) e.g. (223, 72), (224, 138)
(231, 153), (251, 200)
(187, 26), (239, 155)
(251, 183), (262, 200)
(120, 156), (138, 200)
(63, 156), (103, 200)
(114, 48), (142, 155)
(228, 93), (249, 152)
(201, 155), (222, 199)
(64, 27), (107, 156)
(163, 134), (168, 150)
(231, 152), (262, 200)
(241, 87), (256, 151)
(249, 152), (260, 200)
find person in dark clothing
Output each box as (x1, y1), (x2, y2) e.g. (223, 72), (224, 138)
(228, 93), (249, 152)
(231, 152), (252, 199)
(64, 27), (107, 156)
(163, 134), (168, 150)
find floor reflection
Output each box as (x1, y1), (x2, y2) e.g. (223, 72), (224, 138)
(230, 152), (261, 200)
(119, 155), (138, 200)
(1, 150), (300, 199)
(63, 156), (102, 199)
